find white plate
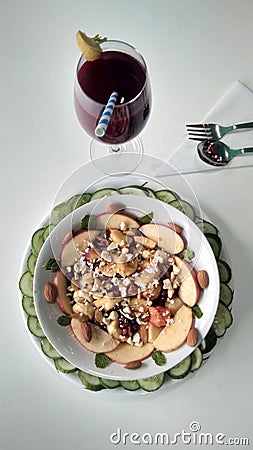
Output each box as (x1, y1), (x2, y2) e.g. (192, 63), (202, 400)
(33, 194), (219, 381)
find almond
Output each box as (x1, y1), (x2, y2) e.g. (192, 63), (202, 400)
(197, 270), (209, 289)
(44, 282), (57, 302)
(81, 321), (92, 342)
(186, 327), (198, 347)
(124, 360), (142, 369)
(167, 222), (183, 234)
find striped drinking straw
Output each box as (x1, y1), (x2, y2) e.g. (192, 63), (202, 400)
(95, 91), (118, 137)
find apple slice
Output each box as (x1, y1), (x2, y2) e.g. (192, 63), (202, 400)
(140, 223), (185, 255)
(71, 318), (119, 353)
(105, 342), (154, 364)
(148, 323), (161, 343)
(174, 256), (200, 306)
(165, 296), (184, 316)
(53, 269), (73, 315)
(153, 305), (193, 352)
(96, 212), (140, 230)
(60, 229), (99, 267)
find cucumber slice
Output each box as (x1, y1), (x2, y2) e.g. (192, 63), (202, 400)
(66, 194), (82, 211)
(199, 339), (206, 352)
(90, 188), (118, 200)
(75, 192), (92, 208)
(42, 224), (53, 241)
(100, 378), (120, 389)
(168, 355), (192, 379)
(22, 296), (36, 316)
(78, 371), (104, 391)
(217, 260), (232, 284)
(202, 327), (217, 354)
(205, 233), (222, 259)
(41, 337), (61, 359)
(31, 228), (45, 256)
(51, 201), (72, 225)
(155, 189), (179, 204)
(120, 380), (140, 391)
(190, 348), (203, 372)
(219, 301), (233, 328)
(118, 186), (148, 196)
(27, 316), (45, 338)
(169, 199), (196, 221)
(212, 303), (227, 337)
(19, 271), (33, 297)
(219, 282), (233, 307)
(196, 219), (218, 235)
(138, 373), (165, 392)
(27, 253), (37, 276)
(142, 187), (156, 198)
(55, 358), (77, 374)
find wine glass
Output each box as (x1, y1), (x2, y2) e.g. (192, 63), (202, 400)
(74, 40), (151, 173)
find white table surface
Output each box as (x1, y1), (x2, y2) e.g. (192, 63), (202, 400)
(1, 1), (253, 449)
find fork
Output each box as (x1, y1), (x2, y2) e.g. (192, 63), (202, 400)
(186, 121), (253, 141)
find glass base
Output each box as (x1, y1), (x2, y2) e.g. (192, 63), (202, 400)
(90, 137), (143, 175)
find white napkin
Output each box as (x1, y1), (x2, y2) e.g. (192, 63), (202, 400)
(168, 81), (253, 173)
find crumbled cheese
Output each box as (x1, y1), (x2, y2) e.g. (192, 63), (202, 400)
(119, 286), (127, 297)
(163, 278), (172, 290)
(173, 265), (180, 275)
(132, 332), (140, 344)
(167, 289), (174, 299)
(120, 222), (126, 231)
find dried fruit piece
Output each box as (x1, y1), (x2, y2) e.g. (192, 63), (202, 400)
(149, 306), (171, 328)
(197, 270), (209, 289)
(44, 282), (57, 302)
(186, 327), (198, 347)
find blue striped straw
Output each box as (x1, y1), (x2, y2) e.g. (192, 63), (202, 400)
(95, 91), (118, 137)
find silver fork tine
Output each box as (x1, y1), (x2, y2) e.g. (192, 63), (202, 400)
(186, 123), (209, 128)
(186, 123), (213, 141)
(188, 130), (212, 136)
(188, 135), (212, 141)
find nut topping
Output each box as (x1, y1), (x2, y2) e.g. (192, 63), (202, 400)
(44, 282), (57, 302)
(186, 327), (198, 347)
(197, 270), (209, 289)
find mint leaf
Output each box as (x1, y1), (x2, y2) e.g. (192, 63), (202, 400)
(95, 353), (111, 369)
(138, 212), (153, 225)
(80, 214), (97, 230)
(57, 315), (71, 326)
(42, 258), (58, 272)
(151, 351), (166, 366)
(192, 305), (203, 319)
(180, 248), (195, 261)
(93, 34), (107, 44)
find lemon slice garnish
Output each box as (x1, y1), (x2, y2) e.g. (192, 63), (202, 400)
(76, 30), (107, 61)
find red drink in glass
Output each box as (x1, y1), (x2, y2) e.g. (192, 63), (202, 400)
(74, 44), (151, 145)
